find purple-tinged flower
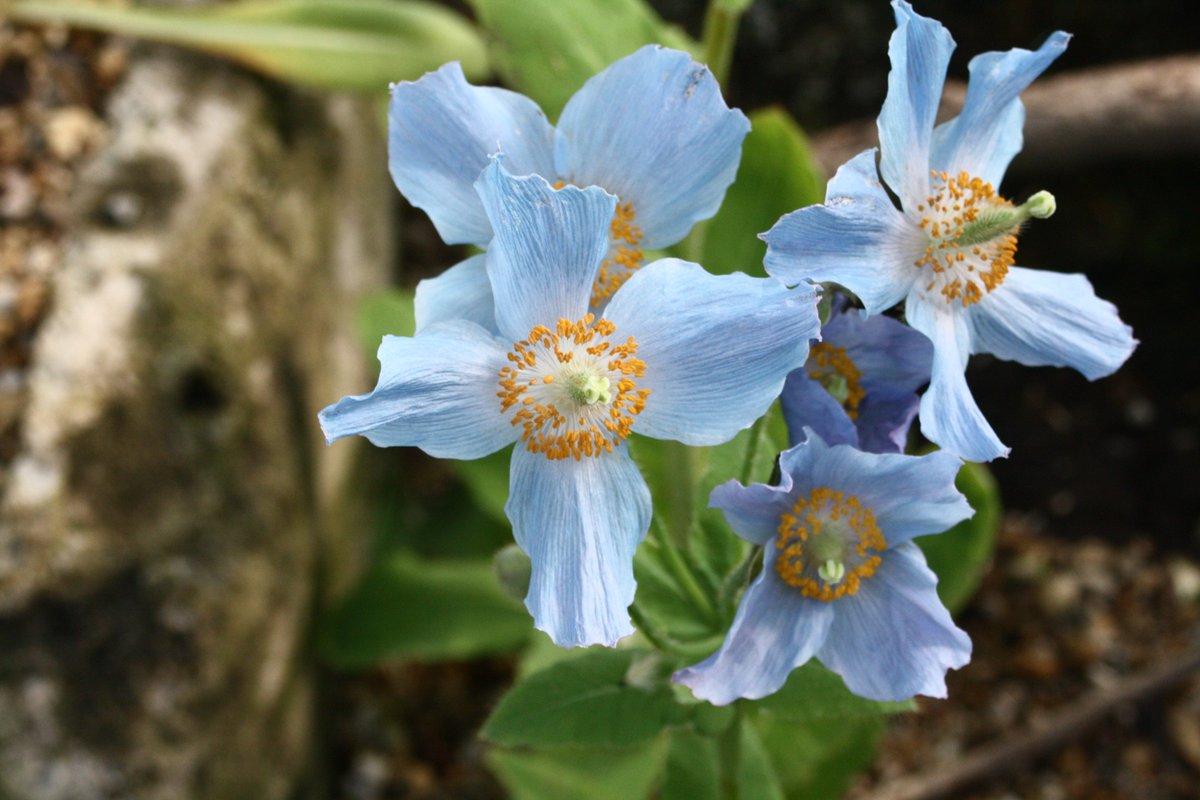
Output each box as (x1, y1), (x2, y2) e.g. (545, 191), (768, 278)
(761, 1), (1135, 462)
(782, 299), (932, 454)
(389, 45), (750, 325)
(320, 160), (819, 649)
(674, 433), (972, 703)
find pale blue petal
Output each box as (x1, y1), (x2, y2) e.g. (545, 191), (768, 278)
(762, 150), (926, 316)
(906, 295), (1009, 462)
(965, 267), (1136, 380)
(388, 63), (556, 245)
(507, 445), (651, 648)
(554, 46), (750, 249)
(932, 32), (1070, 186)
(603, 260), (819, 445)
(877, 0), (955, 212)
(780, 370), (860, 449)
(708, 470), (798, 547)
(809, 446), (972, 545)
(855, 385), (921, 455)
(318, 321), (515, 459)
(674, 570), (834, 705)
(475, 160), (616, 341)
(819, 543), (970, 701)
(414, 253), (496, 334)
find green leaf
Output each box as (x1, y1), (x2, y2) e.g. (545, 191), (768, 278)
(738, 721), (786, 800)
(320, 552), (531, 668)
(662, 730), (719, 800)
(916, 461), (1002, 611)
(701, 107), (825, 276)
(482, 649), (687, 747)
(11, 0), (488, 92)
(447, 445), (511, 524)
(755, 714), (885, 800)
(487, 738), (668, 800)
(755, 661), (914, 721)
(633, 543), (723, 643)
(467, 0), (697, 119)
(356, 288), (415, 351)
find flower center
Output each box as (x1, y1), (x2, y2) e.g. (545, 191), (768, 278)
(497, 314), (650, 461)
(806, 343), (865, 420)
(774, 487), (886, 602)
(914, 171), (1055, 308)
(550, 181), (645, 307)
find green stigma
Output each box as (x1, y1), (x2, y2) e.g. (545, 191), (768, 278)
(567, 372), (612, 405)
(954, 189), (1057, 247)
(818, 559), (847, 585)
(820, 373), (851, 406)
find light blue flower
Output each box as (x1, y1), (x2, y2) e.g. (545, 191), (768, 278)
(320, 160), (819, 648)
(782, 298), (932, 454)
(673, 432), (972, 703)
(390, 45), (750, 325)
(761, 1), (1136, 462)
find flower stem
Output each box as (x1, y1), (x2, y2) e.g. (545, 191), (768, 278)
(701, 0), (744, 90)
(718, 704), (743, 800)
(661, 440), (695, 549)
(718, 543), (762, 614)
(650, 528), (720, 625)
(739, 414), (766, 484)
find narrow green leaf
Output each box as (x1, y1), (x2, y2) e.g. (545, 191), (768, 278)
(357, 288), (415, 351)
(482, 649), (687, 747)
(662, 730), (719, 800)
(467, 0), (697, 118)
(487, 738), (668, 800)
(755, 713), (885, 800)
(320, 552), (531, 667)
(12, 0), (488, 91)
(916, 461), (1002, 611)
(701, 107), (825, 275)
(755, 661), (914, 721)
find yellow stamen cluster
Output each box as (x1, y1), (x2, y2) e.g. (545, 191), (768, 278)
(775, 487), (886, 602)
(806, 343), (866, 420)
(914, 170), (1017, 308)
(591, 201), (645, 305)
(497, 314), (651, 461)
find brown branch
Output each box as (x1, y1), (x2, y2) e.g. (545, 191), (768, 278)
(855, 645), (1200, 800)
(811, 54), (1200, 177)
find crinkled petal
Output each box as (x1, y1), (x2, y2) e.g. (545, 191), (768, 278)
(966, 267), (1136, 380)
(827, 307), (933, 394)
(854, 385), (922, 455)
(809, 445), (971, 545)
(475, 160), (616, 341)
(762, 150), (925, 316)
(674, 570), (834, 705)
(708, 469), (798, 547)
(818, 543), (971, 701)
(318, 321), (515, 459)
(507, 445), (651, 648)
(554, 46), (750, 249)
(603, 260), (819, 445)
(414, 253), (497, 334)
(388, 63), (556, 245)
(780, 369), (860, 449)
(931, 32), (1070, 186)
(906, 295), (1008, 462)
(877, 0), (955, 212)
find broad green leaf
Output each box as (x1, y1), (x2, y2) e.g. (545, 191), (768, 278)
(356, 288), (415, 350)
(320, 552), (531, 667)
(482, 649), (687, 747)
(755, 713), (885, 800)
(755, 661), (914, 721)
(916, 461), (1002, 611)
(701, 107), (825, 276)
(12, 0), (488, 92)
(738, 721), (786, 800)
(487, 738), (668, 800)
(447, 445), (511, 523)
(633, 542), (723, 643)
(662, 730), (719, 800)
(467, 0), (697, 118)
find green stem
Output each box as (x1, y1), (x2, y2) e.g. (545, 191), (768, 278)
(718, 704), (743, 800)
(661, 440), (695, 549)
(701, 1), (743, 90)
(739, 414), (766, 484)
(629, 603), (678, 655)
(650, 532), (720, 625)
(718, 543), (762, 613)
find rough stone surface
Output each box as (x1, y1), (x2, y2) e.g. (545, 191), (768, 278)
(0, 46), (389, 800)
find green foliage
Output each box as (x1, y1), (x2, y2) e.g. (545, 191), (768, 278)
(756, 713), (887, 800)
(11, 0), (487, 91)
(449, 446), (512, 523)
(356, 288), (416, 350)
(916, 461), (1002, 611)
(662, 730), (720, 800)
(467, 0), (697, 119)
(320, 552), (531, 668)
(701, 107), (825, 276)
(487, 738), (668, 800)
(738, 721), (787, 800)
(757, 662), (914, 720)
(482, 649), (687, 747)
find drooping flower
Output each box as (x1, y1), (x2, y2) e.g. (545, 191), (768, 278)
(761, 0), (1136, 462)
(320, 160), (819, 648)
(673, 432), (972, 703)
(782, 298), (932, 454)
(389, 45), (750, 328)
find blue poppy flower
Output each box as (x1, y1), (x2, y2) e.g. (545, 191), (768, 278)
(389, 45), (750, 327)
(673, 432), (972, 703)
(782, 299), (932, 454)
(320, 160), (819, 648)
(761, 1), (1136, 462)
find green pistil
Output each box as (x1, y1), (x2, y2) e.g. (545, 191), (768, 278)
(811, 522), (850, 585)
(818, 559), (847, 585)
(567, 372), (611, 405)
(819, 373), (850, 407)
(954, 190), (1057, 247)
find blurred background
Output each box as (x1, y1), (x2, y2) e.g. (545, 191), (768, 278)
(0, 0), (1196, 798)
